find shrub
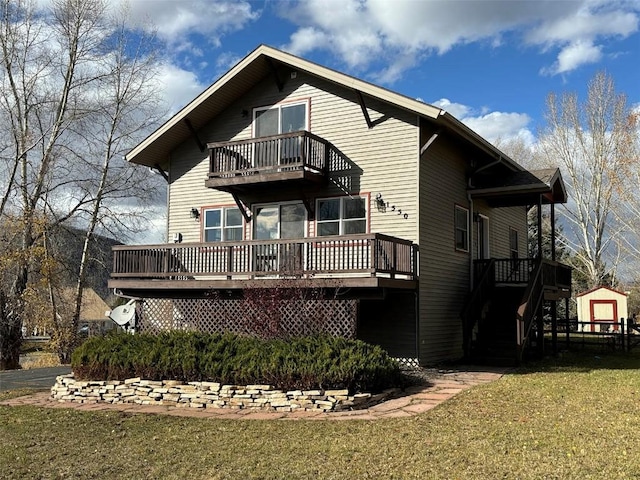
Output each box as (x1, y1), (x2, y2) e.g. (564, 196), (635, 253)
(71, 332), (401, 393)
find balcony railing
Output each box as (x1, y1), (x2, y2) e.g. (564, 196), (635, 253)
(207, 131), (330, 185)
(473, 258), (571, 291)
(111, 234), (416, 283)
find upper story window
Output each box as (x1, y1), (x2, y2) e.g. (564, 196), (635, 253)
(454, 205), (469, 252)
(317, 196), (367, 236)
(203, 207), (243, 242)
(254, 101), (308, 137)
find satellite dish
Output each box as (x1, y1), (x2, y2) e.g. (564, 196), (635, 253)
(109, 299), (137, 332)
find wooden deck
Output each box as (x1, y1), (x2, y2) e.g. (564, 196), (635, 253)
(206, 131), (332, 190)
(109, 233), (417, 293)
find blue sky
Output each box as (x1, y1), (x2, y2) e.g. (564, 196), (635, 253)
(118, 0), (640, 146)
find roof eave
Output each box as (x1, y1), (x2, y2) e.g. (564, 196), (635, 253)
(437, 112), (523, 172)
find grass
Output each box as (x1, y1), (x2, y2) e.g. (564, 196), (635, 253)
(19, 352), (61, 369)
(2, 350), (640, 479)
(19, 340), (62, 369)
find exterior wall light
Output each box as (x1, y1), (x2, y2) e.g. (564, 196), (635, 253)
(190, 208), (200, 220)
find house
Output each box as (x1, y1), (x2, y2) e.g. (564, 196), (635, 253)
(109, 45), (571, 365)
(65, 288), (114, 336)
(576, 286), (628, 333)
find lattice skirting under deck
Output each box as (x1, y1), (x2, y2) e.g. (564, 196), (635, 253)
(135, 297), (358, 339)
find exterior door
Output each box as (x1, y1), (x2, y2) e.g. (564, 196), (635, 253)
(253, 203), (306, 273)
(477, 215), (489, 260)
(590, 299), (618, 332)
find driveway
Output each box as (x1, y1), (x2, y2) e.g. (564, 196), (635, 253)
(0, 366), (71, 392)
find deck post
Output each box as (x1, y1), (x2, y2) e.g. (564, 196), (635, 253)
(565, 297), (570, 349)
(537, 195), (543, 258)
(551, 300), (558, 356)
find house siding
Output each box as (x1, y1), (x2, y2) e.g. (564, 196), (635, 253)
(473, 200), (528, 258)
(418, 128), (471, 364)
(417, 124), (529, 364)
(167, 70), (419, 244)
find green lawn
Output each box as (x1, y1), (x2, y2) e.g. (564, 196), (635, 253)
(2, 351), (640, 479)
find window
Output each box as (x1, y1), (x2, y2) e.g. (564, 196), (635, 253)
(203, 207), (243, 242)
(455, 205), (469, 252)
(254, 101), (308, 137)
(509, 228), (519, 259)
(317, 196), (367, 236)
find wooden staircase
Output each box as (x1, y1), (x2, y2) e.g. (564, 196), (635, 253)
(472, 286), (525, 366)
(462, 258), (572, 366)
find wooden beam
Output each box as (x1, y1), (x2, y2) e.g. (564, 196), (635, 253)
(153, 164), (169, 182)
(355, 90), (373, 129)
(183, 118), (205, 152)
(420, 132), (440, 155)
(231, 193), (251, 222)
(302, 197), (314, 218)
(267, 58), (284, 92)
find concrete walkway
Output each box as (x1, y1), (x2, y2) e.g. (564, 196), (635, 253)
(0, 367), (508, 420)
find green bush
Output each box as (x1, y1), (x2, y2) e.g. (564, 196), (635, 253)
(71, 332), (401, 393)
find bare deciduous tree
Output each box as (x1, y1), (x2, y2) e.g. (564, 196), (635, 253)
(538, 71), (638, 289)
(0, 0), (165, 367)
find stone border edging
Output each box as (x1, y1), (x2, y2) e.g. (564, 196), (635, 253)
(51, 375), (400, 412)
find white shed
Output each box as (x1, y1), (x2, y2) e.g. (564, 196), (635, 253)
(576, 286), (628, 333)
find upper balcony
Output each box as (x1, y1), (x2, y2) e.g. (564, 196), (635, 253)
(109, 233), (418, 296)
(206, 131), (332, 192)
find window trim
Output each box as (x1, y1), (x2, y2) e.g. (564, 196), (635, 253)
(201, 205), (244, 242)
(315, 195), (369, 237)
(454, 205), (470, 252)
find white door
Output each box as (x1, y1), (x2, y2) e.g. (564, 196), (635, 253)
(477, 215), (490, 260)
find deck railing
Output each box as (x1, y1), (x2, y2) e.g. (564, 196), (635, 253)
(473, 258), (571, 289)
(111, 233), (416, 281)
(208, 131), (330, 178)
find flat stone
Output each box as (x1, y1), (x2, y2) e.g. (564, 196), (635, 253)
(325, 389), (349, 396)
(302, 390), (322, 396)
(247, 385), (272, 390)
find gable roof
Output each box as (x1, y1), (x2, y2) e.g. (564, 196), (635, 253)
(61, 288), (110, 321)
(576, 285), (629, 298)
(469, 167), (568, 205)
(126, 44), (522, 173)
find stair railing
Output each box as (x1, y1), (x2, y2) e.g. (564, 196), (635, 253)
(461, 259), (496, 359)
(516, 258), (544, 363)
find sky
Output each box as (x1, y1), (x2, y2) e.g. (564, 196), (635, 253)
(114, 0), (640, 147)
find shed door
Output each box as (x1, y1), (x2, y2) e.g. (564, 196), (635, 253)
(589, 299), (618, 332)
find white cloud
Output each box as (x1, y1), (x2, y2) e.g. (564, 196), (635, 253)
(156, 63), (207, 113)
(114, 0), (260, 51)
(433, 98), (534, 145)
(541, 40), (603, 75)
(432, 98), (472, 119)
(279, 0), (639, 82)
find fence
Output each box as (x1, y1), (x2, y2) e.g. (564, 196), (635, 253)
(544, 318), (640, 352)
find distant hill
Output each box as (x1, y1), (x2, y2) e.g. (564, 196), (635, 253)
(50, 226), (122, 303)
